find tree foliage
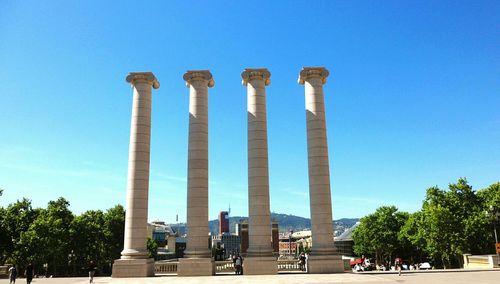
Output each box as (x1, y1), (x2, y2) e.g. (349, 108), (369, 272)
(147, 237), (158, 259)
(0, 194), (127, 276)
(352, 206), (408, 265)
(353, 179), (500, 268)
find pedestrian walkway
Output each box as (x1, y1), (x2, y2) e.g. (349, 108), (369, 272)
(1, 270), (499, 284)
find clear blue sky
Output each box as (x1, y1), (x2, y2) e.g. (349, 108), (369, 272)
(1, 1), (499, 223)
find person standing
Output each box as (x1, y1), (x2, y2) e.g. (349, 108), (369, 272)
(8, 265), (17, 284)
(238, 255), (244, 275)
(232, 255), (237, 274)
(305, 252), (309, 273)
(299, 253), (306, 271)
(25, 263), (33, 284)
(87, 261), (97, 283)
(235, 255), (242, 275)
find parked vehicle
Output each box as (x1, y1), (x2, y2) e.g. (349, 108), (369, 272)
(419, 262), (431, 270)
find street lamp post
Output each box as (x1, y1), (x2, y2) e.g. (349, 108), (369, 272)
(490, 206), (498, 243)
(488, 205), (499, 264)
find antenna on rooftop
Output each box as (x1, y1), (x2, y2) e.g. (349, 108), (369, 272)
(228, 203), (231, 216)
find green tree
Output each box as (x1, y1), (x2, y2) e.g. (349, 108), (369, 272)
(298, 243), (304, 254)
(147, 237), (158, 259)
(421, 200), (457, 268)
(448, 178), (486, 255)
(19, 198), (74, 276)
(0, 198), (38, 265)
(1, 196), (126, 275)
(399, 211), (427, 263)
(352, 206), (408, 265)
(0, 206), (6, 263)
(103, 205), (125, 263)
(478, 182), (500, 210)
(477, 182), (500, 253)
(419, 178), (492, 268)
(70, 210), (106, 273)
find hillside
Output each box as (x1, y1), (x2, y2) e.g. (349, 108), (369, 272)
(173, 213), (358, 236)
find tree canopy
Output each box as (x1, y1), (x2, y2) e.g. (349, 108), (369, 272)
(0, 196), (126, 276)
(353, 179), (500, 268)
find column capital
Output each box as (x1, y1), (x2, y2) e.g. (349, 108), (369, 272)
(126, 72), (160, 89)
(241, 68), (271, 86)
(183, 70), (215, 88)
(298, 67), (329, 85)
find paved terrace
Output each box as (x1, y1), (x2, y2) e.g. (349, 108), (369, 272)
(1, 270), (499, 284)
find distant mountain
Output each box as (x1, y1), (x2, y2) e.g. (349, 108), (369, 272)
(270, 213), (311, 232)
(171, 213), (358, 236)
(207, 213), (312, 234)
(333, 218), (359, 236)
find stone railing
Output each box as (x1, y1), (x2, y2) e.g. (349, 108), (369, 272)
(155, 260), (236, 275)
(0, 266), (9, 277)
(277, 259), (303, 272)
(154, 261), (178, 274)
(156, 258), (352, 274)
(463, 254), (499, 269)
(215, 260), (235, 273)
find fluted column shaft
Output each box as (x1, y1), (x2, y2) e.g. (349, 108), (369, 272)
(183, 70), (214, 258)
(121, 72), (159, 259)
(299, 67), (336, 255)
(242, 68), (273, 257)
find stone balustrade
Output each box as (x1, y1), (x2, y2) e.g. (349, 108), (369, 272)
(215, 261), (235, 273)
(463, 254), (499, 268)
(154, 261), (178, 274)
(154, 260), (308, 274)
(277, 260), (303, 272)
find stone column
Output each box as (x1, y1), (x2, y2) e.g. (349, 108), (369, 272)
(241, 68), (277, 275)
(298, 67), (343, 273)
(177, 70), (215, 276)
(113, 72), (159, 278)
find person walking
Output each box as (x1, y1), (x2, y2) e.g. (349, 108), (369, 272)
(8, 265), (17, 284)
(87, 261), (97, 283)
(25, 263), (33, 284)
(395, 257), (402, 276)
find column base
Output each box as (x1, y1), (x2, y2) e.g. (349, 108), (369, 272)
(244, 256), (277, 275)
(177, 258), (214, 276)
(307, 254), (345, 274)
(112, 258), (154, 277)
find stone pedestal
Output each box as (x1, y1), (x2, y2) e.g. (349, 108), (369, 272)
(307, 255), (344, 274)
(113, 72), (159, 278)
(112, 258), (155, 277)
(177, 258), (215, 276)
(241, 68), (277, 275)
(243, 256), (278, 275)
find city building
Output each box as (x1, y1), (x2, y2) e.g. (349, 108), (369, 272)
(236, 221), (249, 254)
(145, 221), (177, 260)
(277, 223), (359, 258)
(222, 234), (241, 258)
(219, 211), (229, 234)
(175, 236), (186, 258)
(279, 231), (299, 256)
(333, 222), (359, 256)
(272, 221), (279, 254)
(147, 221), (175, 245)
(211, 233), (242, 260)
